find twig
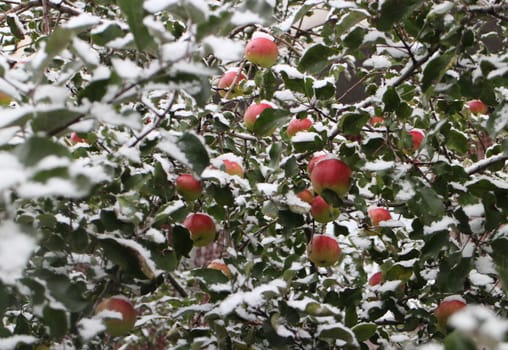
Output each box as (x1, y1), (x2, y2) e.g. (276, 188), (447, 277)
(166, 272), (188, 298)
(0, 0), (81, 23)
(393, 47), (438, 87)
(41, 0), (50, 34)
(466, 4), (508, 22)
(466, 153), (508, 175)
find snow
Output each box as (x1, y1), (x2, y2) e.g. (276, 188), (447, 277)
(417, 344), (443, 350)
(395, 180), (415, 201)
(202, 36), (243, 62)
(423, 216), (457, 235)
(231, 10), (265, 25)
(377, 280), (403, 292)
(18, 179), (87, 198)
(161, 42), (189, 63)
(329, 0), (357, 9)
(363, 55), (391, 69)
(475, 256), (496, 275)
(449, 305), (508, 342)
(252, 32), (275, 41)
(286, 191), (311, 214)
(63, 14), (100, 30)
(291, 131), (320, 142)
(364, 160), (395, 171)
(144, 228), (166, 244)
(273, 64), (305, 79)
(0, 335), (38, 350)
(112, 58), (141, 80)
(107, 33), (134, 49)
(0, 222), (37, 285)
(0, 153), (25, 191)
(428, 1), (454, 16)
(78, 317), (106, 340)
(73, 38), (100, 66)
(469, 270), (494, 286)
(144, 0), (178, 12)
(256, 183), (278, 196)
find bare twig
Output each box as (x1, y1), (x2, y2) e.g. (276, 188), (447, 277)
(166, 273), (188, 298)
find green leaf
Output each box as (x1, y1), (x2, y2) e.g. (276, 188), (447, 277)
(45, 28), (74, 56)
(487, 106), (508, 137)
(39, 271), (89, 312)
(117, 0), (154, 51)
(352, 323), (377, 342)
(177, 132), (210, 175)
(375, 0), (425, 31)
(444, 331), (477, 350)
(43, 306), (68, 338)
(172, 225), (193, 258)
(343, 27), (365, 49)
(341, 112), (370, 135)
(192, 268), (229, 285)
(318, 324), (355, 343)
(446, 128), (468, 155)
(32, 108), (82, 134)
(383, 86), (400, 112)
(253, 109), (291, 137)
(6, 15), (24, 39)
(15, 136), (71, 167)
(436, 256), (472, 293)
(335, 11), (368, 36)
(91, 23), (125, 46)
(422, 52), (455, 94)
(298, 44), (337, 75)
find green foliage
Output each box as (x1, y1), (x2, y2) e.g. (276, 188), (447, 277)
(0, 0), (507, 349)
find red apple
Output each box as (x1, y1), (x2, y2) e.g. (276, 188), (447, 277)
(244, 37), (278, 68)
(310, 195), (340, 223)
(409, 129), (425, 150)
(466, 99), (488, 115)
(208, 259), (232, 278)
(175, 174), (202, 201)
(217, 70), (247, 98)
(70, 132), (86, 144)
(287, 117), (313, 137)
(307, 153), (328, 176)
(307, 234), (341, 267)
(310, 158), (352, 197)
(296, 189), (314, 204)
(368, 207), (392, 226)
(183, 213), (217, 247)
(222, 159), (244, 177)
(434, 298), (467, 330)
(369, 116), (384, 127)
(369, 271), (382, 286)
(0, 92), (12, 106)
(95, 295), (136, 336)
(243, 102), (272, 132)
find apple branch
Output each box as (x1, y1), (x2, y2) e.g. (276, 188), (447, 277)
(393, 47), (438, 87)
(0, 0), (81, 23)
(166, 272), (188, 298)
(466, 153), (508, 175)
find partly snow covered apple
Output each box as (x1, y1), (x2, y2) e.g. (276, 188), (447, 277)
(95, 295), (136, 337)
(0, 92), (12, 105)
(369, 271), (383, 286)
(307, 153), (328, 175)
(70, 132), (86, 144)
(310, 195), (340, 223)
(208, 259), (232, 278)
(307, 234), (341, 267)
(466, 99), (488, 115)
(287, 117), (313, 137)
(296, 188), (314, 204)
(222, 159), (244, 177)
(369, 116), (384, 127)
(218, 70), (247, 98)
(175, 174), (202, 201)
(409, 129), (425, 150)
(434, 297), (467, 330)
(243, 102), (273, 132)
(310, 158), (352, 197)
(183, 213), (217, 247)
(244, 37), (278, 68)
(368, 207), (392, 226)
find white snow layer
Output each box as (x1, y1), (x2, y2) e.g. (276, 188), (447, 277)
(0, 222), (37, 284)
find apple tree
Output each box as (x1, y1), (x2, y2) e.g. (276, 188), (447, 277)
(0, 0), (507, 349)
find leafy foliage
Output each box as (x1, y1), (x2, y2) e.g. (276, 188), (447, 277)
(0, 0), (507, 349)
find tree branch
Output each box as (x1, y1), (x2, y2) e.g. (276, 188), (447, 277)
(466, 153), (508, 175)
(393, 47), (438, 87)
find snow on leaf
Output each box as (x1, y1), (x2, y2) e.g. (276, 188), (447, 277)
(0, 335), (38, 350)
(0, 222), (37, 285)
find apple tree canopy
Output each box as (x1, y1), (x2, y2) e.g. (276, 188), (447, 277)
(0, 0), (507, 349)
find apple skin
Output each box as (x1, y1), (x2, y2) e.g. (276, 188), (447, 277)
(310, 195), (340, 223)
(218, 70), (247, 98)
(208, 259), (232, 278)
(244, 37), (278, 68)
(175, 174), (202, 201)
(310, 158), (352, 197)
(222, 159), (244, 177)
(287, 117), (313, 137)
(0, 92), (12, 106)
(70, 132), (87, 144)
(369, 116), (384, 127)
(307, 153), (328, 176)
(368, 207), (392, 226)
(307, 234), (341, 267)
(434, 299), (466, 330)
(183, 213), (217, 247)
(296, 189), (314, 204)
(368, 271), (382, 286)
(466, 99), (488, 115)
(95, 295), (136, 337)
(409, 129), (425, 150)
(243, 103), (272, 132)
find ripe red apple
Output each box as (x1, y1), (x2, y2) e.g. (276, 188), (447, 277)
(409, 129), (425, 150)
(0, 92), (12, 106)
(70, 132), (86, 144)
(243, 102), (272, 132)
(434, 298), (467, 330)
(307, 153), (328, 176)
(296, 189), (314, 204)
(466, 99), (488, 115)
(222, 159), (244, 177)
(95, 295), (136, 336)
(175, 174), (202, 201)
(287, 117), (313, 137)
(310, 158), (352, 197)
(217, 70), (247, 98)
(369, 271), (383, 286)
(310, 195), (340, 223)
(307, 234), (341, 267)
(369, 116), (384, 127)
(244, 37), (278, 68)
(183, 213), (217, 247)
(368, 207), (392, 226)
(208, 259), (232, 278)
